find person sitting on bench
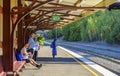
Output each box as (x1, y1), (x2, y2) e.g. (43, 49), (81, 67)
(21, 43), (42, 69)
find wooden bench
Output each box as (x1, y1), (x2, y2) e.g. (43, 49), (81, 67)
(12, 49), (26, 76)
(0, 58), (25, 76)
(0, 47), (26, 76)
(0, 41), (26, 76)
(4, 49), (26, 76)
(12, 61), (26, 76)
(0, 56), (5, 76)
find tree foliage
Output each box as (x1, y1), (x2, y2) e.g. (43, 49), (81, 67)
(47, 10), (120, 44)
(47, 28), (62, 39)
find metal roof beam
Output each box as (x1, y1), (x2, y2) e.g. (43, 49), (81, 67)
(23, 10), (55, 22)
(12, 0), (54, 14)
(54, 12), (82, 17)
(38, 6), (106, 10)
(35, 9), (82, 17)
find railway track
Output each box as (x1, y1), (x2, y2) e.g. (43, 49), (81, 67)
(57, 42), (120, 59)
(54, 42), (120, 75)
(60, 44), (120, 64)
(45, 41), (120, 75)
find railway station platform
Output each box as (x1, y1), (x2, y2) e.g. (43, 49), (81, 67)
(19, 45), (104, 76)
(0, 1), (119, 76)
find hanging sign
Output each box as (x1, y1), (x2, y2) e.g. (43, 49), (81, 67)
(51, 14), (61, 22)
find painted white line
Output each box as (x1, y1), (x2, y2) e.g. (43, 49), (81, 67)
(58, 46), (118, 76)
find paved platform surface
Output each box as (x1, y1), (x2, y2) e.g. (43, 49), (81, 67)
(19, 45), (103, 76)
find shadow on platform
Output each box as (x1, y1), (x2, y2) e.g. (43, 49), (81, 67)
(37, 57), (78, 64)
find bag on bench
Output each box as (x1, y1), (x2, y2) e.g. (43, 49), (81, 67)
(15, 51), (23, 61)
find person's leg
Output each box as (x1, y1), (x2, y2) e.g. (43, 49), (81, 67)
(22, 59), (36, 67)
(36, 51), (38, 61)
(52, 48), (57, 58)
(24, 59), (38, 67)
(34, 51), (37, 61)
(30, 58), (37, 64)
(29, 60), (37, 66)
(33, 51), (37, 61)
(29, 58), (42, 68)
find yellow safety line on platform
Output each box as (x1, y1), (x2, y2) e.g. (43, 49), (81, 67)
(60, 48), (99, 76)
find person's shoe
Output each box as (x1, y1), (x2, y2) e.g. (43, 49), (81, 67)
(36, 64), (42, 69)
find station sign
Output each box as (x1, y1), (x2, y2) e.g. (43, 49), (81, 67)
(52, 14), (61, 22)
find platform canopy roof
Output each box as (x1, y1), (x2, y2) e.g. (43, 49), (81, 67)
(17, 0), (116, 30)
